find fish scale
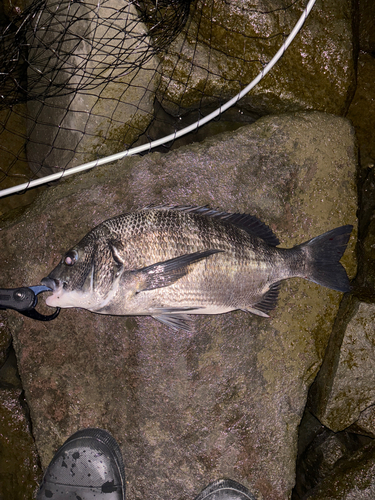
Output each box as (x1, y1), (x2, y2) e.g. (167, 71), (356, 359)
(41, 205), (353, 331)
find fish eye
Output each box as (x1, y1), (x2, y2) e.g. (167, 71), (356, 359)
(64, 250), (78, 266)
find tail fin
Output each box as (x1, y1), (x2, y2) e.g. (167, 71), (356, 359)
(300, 225), (353, 292)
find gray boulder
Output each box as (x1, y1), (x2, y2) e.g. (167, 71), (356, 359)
(309, 164), (375, 435)
(309, 297), (375, 433)
(26, 0), (159, 176)
(2, 112), (357, 500)
(158, 0), (356, 117)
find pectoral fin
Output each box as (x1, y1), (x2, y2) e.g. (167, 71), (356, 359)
(134, 249), (223, 292)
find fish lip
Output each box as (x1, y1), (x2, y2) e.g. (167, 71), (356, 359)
(41, 277), (60, 291)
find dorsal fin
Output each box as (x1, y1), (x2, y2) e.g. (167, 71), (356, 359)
(219, 212), (280, 246)
(142, 204), (280, 246)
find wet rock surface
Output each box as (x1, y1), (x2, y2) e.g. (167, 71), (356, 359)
(346, 52), (375, 169)
(293, 410), (373, 499)
(0, 311), (12, 368)
(358, 0), (375, 54)
(158, 0), (356, 117)
(1, 2), (375, 497)
(0, 105), (45, 216)
(309, 297), (375, 432)
(0, 347), (42, 500)
(296, 166), (375, 497)
(300, 441), (375, 499)
(292, 5), (375, 495)
(0, 274), (42, 499)
(0, 112), (357, 500)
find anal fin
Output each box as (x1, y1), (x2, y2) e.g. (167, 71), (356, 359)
(244, 282), (281, 317)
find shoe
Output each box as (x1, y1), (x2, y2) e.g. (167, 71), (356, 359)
(36, 428), (125, 500)
(195, 479), (257, 500)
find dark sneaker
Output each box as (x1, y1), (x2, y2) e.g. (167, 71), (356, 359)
(195, 479), (257, 500)
(36, 428), (125, 500)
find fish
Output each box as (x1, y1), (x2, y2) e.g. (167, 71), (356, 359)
(41, 205), (353, 331)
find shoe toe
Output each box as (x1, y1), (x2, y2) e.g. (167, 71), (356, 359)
(37, 429), (125, 500)
(195, 479), (258, 500)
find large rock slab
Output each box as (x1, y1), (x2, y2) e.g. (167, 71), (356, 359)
(157, 0), (356, 117)
(309, 297), (375, 433)
(309, 165), (375, 434)
(26, 0), (159, 176)
(1, 112), (357, 500)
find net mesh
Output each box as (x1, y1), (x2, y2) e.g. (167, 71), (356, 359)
(0, 0), (304, 196)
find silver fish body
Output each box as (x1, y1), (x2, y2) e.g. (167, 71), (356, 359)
(41, 205), (353, 330)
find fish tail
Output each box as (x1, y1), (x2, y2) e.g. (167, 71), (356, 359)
(299, 225), (353, 292)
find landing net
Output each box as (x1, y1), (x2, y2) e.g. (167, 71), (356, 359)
(0, 0), (316, 198)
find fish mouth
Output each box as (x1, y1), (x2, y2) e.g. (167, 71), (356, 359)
(41, 277), (60, 291)
(41, 277), (65, 307)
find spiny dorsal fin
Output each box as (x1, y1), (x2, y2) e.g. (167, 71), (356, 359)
(142, 204), (280, 246)
(220, 212), (280, 246)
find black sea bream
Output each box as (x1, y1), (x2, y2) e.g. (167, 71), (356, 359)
(42, 205), (353, 331)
